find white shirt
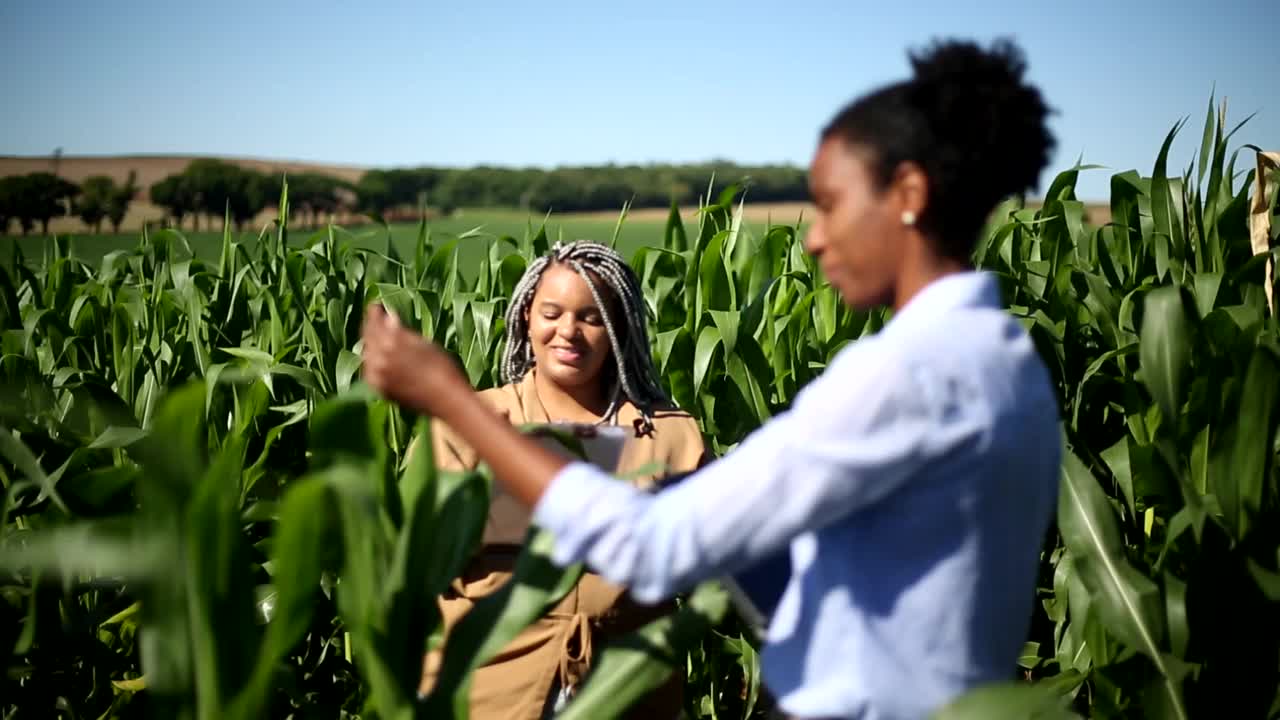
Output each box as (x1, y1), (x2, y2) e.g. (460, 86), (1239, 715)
(532, 271), (1062, 719)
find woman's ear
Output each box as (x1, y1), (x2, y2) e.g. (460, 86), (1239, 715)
(891, 161), (929, 223)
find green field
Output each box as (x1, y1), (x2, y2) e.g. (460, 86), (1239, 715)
(2, 208), (810, 279)
(5, 98), (1278, 719)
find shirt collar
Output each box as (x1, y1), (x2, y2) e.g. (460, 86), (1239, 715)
(881, 270), (1004, 337)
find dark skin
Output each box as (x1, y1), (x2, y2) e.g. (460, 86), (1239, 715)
(360, 135), (968, 508)
(804, 137), (966, 310)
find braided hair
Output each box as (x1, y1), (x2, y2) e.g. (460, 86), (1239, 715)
(500, 240), (670, 428)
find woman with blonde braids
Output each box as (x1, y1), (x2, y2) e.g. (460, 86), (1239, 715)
(416, 239), (708, 720)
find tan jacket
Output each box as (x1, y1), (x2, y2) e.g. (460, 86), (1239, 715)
(418, 371), (707, 720)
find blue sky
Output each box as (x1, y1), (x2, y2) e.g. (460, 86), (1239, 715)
(2, 0), (1276, 201)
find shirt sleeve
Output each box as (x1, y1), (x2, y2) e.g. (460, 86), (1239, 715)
(531, 343), (984, 603)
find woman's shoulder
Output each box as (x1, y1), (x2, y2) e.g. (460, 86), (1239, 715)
(475, 383), (523, 413)
(475, 383), (514, 402)
(425, 383), (524, 469)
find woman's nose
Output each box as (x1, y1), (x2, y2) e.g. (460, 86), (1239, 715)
(556, 317), (579, 338)
(804, 224), (826, 257)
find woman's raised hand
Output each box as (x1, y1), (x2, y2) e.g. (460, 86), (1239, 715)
(360, 302), (467, 416)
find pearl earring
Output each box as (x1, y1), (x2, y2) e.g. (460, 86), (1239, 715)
(902, 211), (916, 226)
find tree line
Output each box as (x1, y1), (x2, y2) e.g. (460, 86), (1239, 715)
(1, 158), (810, 235)
(0, 171), (136, 236)
(354, 162), (809, 216)
(148, 159), (357, 232)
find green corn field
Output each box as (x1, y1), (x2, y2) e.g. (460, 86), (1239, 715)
(2, 95), (1279, 720)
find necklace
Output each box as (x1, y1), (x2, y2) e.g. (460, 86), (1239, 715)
(529, 371), (619, 427)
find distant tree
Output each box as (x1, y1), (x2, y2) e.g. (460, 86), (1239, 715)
(357, 168), (446, 218)
(288, 172), (354, 228)
(77, 175), (114, 233)
(107, 171), (138, 234)
(222, 167), (269, 230)
(151, 174), (195, 230)
(183, 159), (267, 231)
(0, 176), (21, 235)
(18, 172), (80, 236)
(356, 169), (393, 217)
(252, 172), (285, 220)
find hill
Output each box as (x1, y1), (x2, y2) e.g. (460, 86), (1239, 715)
(0, 154), (366, 192)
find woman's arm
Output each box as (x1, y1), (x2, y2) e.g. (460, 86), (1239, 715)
(361, 303), (571, 506)
(361, 303), (971, 602)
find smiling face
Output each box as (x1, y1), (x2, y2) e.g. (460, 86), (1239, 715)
(803, 135), (912, 310)
(525, 263), (617, 391)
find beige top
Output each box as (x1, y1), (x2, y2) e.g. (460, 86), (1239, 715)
(418, 370), (707, 720)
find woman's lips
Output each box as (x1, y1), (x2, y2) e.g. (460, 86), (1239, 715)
(551, 346), (583, 363)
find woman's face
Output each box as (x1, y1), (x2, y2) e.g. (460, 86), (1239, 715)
(803, 136), (909, 310)
(526, 264), (615, 391)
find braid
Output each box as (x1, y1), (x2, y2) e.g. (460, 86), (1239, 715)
(500, 240), (671, 427)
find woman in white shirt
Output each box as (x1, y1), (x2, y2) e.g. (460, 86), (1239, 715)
(361, 36), (1061, 720)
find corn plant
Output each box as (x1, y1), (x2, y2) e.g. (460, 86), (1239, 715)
(0, 181), (767, 720)
(3, 93), (1278, 720)
(632, 188), (886, 456)
(943, 95), (1280, 718)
